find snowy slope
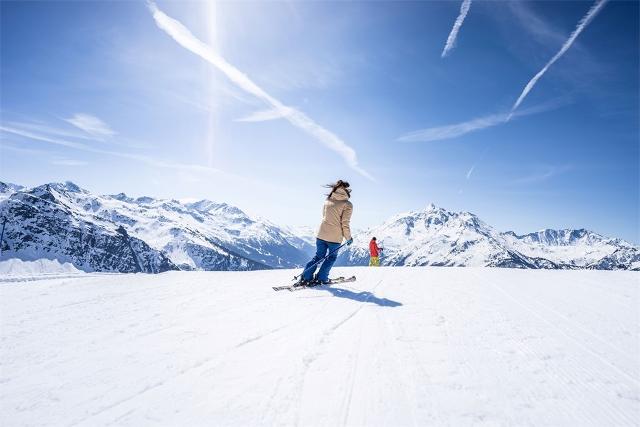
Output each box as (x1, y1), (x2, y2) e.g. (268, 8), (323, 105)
(1, 268), (638, 426)
(589, 246), (640, 271)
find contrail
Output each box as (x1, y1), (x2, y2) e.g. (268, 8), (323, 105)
(397, 99), (565, 143)
(399, 111), (509, 143)
(466, 165), (475, 180)
(509, 0), (608, 117)
(236, 108), (292, 123)
(441, 0), (472, 58)
(148, 2), (373, 181)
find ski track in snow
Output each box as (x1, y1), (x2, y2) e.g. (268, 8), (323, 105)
(1, 267), (638, 426)
(472, 272), (639, 391)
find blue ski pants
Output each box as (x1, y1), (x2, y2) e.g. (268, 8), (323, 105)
(302, 238), (341, 281)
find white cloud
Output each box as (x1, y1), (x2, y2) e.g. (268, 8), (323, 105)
(65, 113), (116, 138)
(0, 124), (226, 176)
(442, 0), (472, 58)
(148, 2), (373, 181)
(0, 142), (50, 156)
(1, 125), (89, 150)
(9, 121), (97, 141)
(509, 0), (608, 116)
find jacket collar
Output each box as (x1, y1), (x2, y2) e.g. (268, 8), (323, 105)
(330, 187), (349, 201)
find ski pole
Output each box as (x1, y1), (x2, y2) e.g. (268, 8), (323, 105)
(0, 216), (6, 256)
(294, 241), (349, 282)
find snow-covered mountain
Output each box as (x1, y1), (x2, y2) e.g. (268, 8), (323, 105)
(1, 182), (637, 272)
(337, 204), (639, 270)
(501, 229), (639, 269)
(0, 183), (177, 273)
(0, 182), (313, 273)
(283, 225), (317, 248)
(0, 182), (23, 202)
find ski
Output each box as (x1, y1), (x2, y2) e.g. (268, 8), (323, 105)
(272, 284), (298, 291)
(288, 275), (356, 292)
(272, 276), (356, 292)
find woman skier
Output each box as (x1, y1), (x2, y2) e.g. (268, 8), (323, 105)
(300, 180), (353, 285)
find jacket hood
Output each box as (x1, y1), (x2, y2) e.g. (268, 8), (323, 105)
(330, 187), (350, 201)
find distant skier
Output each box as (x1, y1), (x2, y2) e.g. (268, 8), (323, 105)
(300, 180), (353, 285)
(369, 237), (383, 266)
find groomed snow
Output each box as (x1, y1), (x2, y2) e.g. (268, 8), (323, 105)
(1, 267), (638, 426)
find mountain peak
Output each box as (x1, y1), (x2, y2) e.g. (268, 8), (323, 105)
(46, 181), (85, 194)
(422, 203), (455, 218)
(425, 203), (438, 212)
(111, 192), (131, 202)
(504, 228), (619, 248)
(63, 181), (82, 192)
(187, 200), (245, 217)
(186, 199), (220, 212)
(0, 182), (24, 194)
(135, 196), (155, 204)
(109, 193), (156, 205)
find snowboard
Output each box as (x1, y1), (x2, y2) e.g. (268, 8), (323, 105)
(272, 275), (356, 292)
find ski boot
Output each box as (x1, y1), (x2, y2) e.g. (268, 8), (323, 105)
(293, 278), (312, 288)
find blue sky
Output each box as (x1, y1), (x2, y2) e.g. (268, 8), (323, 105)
(1, 1), (638, 243)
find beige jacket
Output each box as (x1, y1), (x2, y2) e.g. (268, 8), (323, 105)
(317, 187), (353, 244)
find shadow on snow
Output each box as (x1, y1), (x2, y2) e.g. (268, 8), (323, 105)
(318, 286), (402, 307)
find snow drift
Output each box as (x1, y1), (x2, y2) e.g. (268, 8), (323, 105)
(0, 258), (83, 276)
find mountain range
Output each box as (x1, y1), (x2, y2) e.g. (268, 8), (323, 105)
(1, 182), (637, 272)
(0, 181), (313, 273)
(337, 204), (639, 270)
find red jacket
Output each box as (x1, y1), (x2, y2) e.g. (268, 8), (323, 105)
(369, 240), (380, 257)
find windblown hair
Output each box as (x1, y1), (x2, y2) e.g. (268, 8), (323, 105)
(325, 180), (351, 199)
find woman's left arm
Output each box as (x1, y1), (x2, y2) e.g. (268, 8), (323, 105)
(341, 202), (353, 241)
